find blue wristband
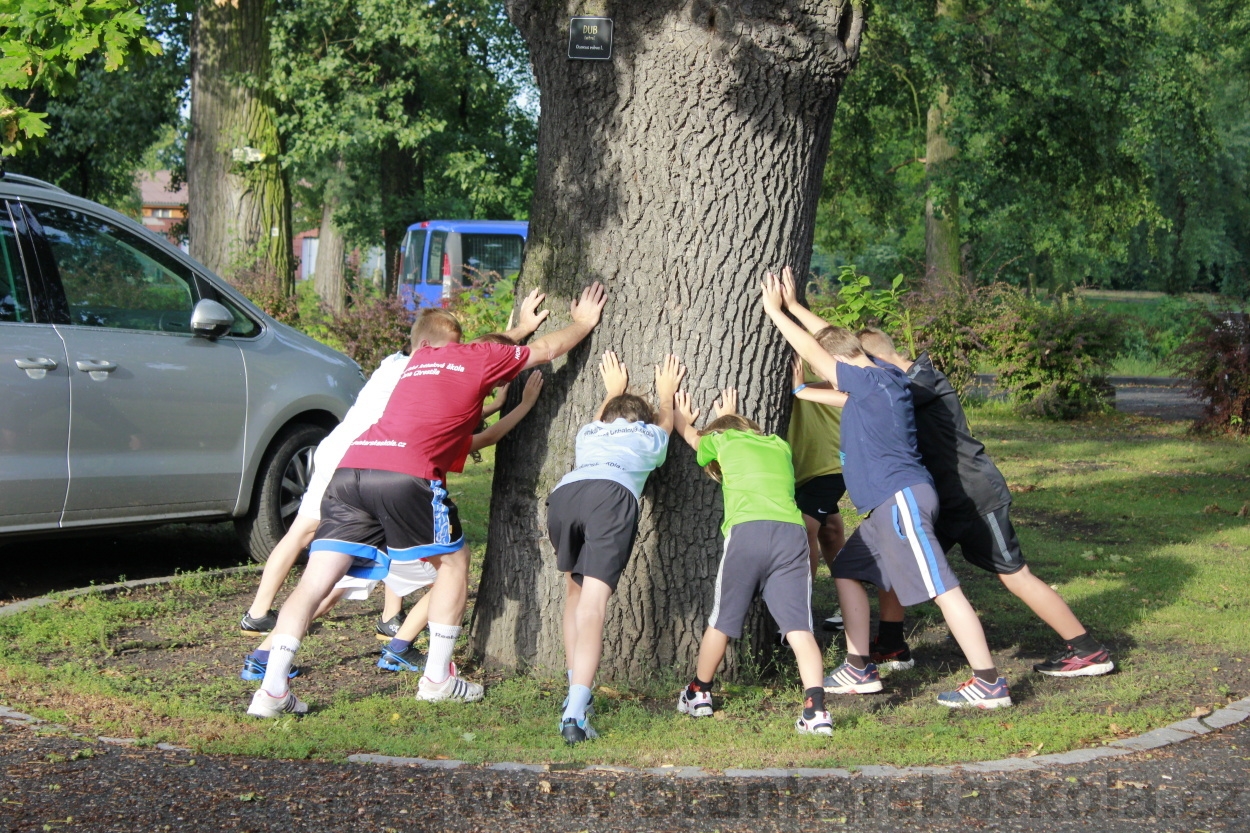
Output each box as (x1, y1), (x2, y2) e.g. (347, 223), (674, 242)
(792, 384), (807, 395)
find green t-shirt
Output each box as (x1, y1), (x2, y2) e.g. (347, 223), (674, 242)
(696, 429), (805, 536)
(786, 367), (842, 487)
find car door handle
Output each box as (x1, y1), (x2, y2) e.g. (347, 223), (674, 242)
(14, 357), (58, 370)
(75, 359), (118, 373)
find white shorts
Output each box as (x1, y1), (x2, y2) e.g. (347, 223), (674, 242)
(332, 558), (437, 600)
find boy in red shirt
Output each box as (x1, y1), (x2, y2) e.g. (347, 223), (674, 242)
(248, 283), (607, 716)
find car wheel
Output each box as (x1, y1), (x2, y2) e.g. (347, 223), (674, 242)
(235, 423), (328, 563)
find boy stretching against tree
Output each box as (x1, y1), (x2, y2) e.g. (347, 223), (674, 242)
(238, 292), (552, 642)
(762, 272), (1011, 709)
(854, 327), (1113, 678)
(547, 351), (682, 744)
(672, 387), (833, 735)
(246, 283), (606, 717)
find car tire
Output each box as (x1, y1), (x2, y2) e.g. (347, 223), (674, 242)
(235, 423), (328, 563)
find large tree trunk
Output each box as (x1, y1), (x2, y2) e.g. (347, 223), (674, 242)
(313, 190), (348, 313)
(188, 0), (293, 291)
(471, 0), (863, 683)
(924, 90), (961, 289)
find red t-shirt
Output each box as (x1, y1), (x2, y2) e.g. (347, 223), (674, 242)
(339, 342), (530, 481)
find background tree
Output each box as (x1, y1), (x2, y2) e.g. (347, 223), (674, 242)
(271, 0), (537, 297)
(815, 0), (1249, 298)
(6, 3), (188, 211)
(188, 0), (292, 289)
(470, 1), (864, 682)
(0, 0), (159, 156)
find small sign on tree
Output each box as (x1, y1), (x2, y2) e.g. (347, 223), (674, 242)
(568, 17), (613, 60)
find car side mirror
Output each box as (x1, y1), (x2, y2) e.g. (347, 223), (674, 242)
(191, 298), (234, 340)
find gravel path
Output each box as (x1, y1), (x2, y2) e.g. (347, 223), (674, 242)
(2, 719), (1247, 832)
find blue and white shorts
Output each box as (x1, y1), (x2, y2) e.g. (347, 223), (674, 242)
(310, 468), (464, 583)
(832, 483), (960, 606)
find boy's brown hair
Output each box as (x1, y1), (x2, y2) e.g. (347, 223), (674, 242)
(857, 327), (897, 358)
(814, 326), (864, 359)
(601, 393), (656, 425)
(410, 309), (462, 349)
(696, 414), (763, 482)
(471, 332), (517, 345)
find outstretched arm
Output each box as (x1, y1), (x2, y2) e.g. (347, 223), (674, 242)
(595, 351), (629, 420)
(777, 266), (831, 335)
(796, 387), (848, 408)
(673, 390), (702, 451)
(523, 283), (607, 370)
(471, 372), (544, 452)
(503, 288), (551, 343)
(762, 273), (841, 388)
(653, 354), (685, 435)
(480, 382), (509, 419)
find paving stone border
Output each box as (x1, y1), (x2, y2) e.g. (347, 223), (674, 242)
(3, 567), (1249, 780)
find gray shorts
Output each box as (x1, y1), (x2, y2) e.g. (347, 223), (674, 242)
(546, 479), (640, 591)
(709, 520), (812, 638)
(832, 483), (960, 606)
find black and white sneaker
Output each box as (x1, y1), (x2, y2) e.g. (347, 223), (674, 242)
(374, 615), (402, 642)
(240, 610), (278, 635)
(822, 611), (844, 631)
(247, 688), (308, 718)
(560, 716), (599, 745)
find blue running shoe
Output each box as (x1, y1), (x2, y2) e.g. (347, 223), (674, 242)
(937, 676), (1013, 709)
(239, 655), (300, 682)
(377, 644), (426, 673)
(823, 661), (883, 694)
(560, 716), (599, 745)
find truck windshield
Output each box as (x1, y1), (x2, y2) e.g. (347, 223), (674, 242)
(461, 233), (524, 286)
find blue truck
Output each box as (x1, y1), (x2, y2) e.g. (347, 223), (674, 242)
(397, 219), (529, 310)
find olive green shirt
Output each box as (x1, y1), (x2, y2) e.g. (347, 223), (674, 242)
(787, 366), (843, 487)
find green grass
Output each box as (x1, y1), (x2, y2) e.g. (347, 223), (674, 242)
(2, 414), (1249, 770)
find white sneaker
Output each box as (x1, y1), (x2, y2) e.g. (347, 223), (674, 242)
(247, 688), (308, 718)
(677, 688), (714, 717)
(796, 710), (834, 735)
(417, 662), (484, 702)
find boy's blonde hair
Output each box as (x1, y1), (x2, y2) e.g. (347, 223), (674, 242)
(602, 393), (655, 424)
(815, 326), (864, 359)
(697, 414), (763, 482)
(857, 327), (897, 357)
(471, 332), (516, 345)
(410, 309), (462, 349)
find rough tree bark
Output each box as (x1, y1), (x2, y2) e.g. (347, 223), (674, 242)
(188, 0), (293, 291)
(313, 191), (348, 313)
(470, 0), (863, 682)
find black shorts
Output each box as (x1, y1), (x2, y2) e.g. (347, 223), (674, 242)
(709, 520), (812, 638)
(936, 503), (1026, 575)
(309, 468), (464, 581)
(546, 480), (640, 591)
(794, 474), (846, 526)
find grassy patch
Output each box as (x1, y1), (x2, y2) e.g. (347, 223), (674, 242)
(2, 415), (1249, 769)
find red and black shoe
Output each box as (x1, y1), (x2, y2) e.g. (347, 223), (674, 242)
(1033, 645), (1115, 677)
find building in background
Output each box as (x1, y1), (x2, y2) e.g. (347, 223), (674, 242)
(137, 171), (188, 248)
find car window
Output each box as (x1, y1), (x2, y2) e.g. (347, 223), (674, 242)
(400, 230), (427, 285)
(0, 212), (31, 323)
(426, 231), (448, 285)
(32, 204), (197, 333)
(461, 233), (524, 287)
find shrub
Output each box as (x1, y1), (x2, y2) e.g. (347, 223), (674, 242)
(988, 289), (1126, 419)
(327, 284), (413, 374)
(903, 278), (996, 395)
(227, 265), (299, 326)
(447, 270), (515, 340)
(1173, 310), (1250, 435)
(809, 266), (916, 355)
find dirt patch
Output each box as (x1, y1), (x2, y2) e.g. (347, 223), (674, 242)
(1009, 505), (1117, 542)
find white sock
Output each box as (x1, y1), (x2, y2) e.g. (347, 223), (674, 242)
(567, 669), (574, 684)
(262, 634), (299, 697)
(562, 684), (593, 722)
(425, 622), (461, 682)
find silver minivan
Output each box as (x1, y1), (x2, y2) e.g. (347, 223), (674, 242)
(0, 173), (364, 560)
